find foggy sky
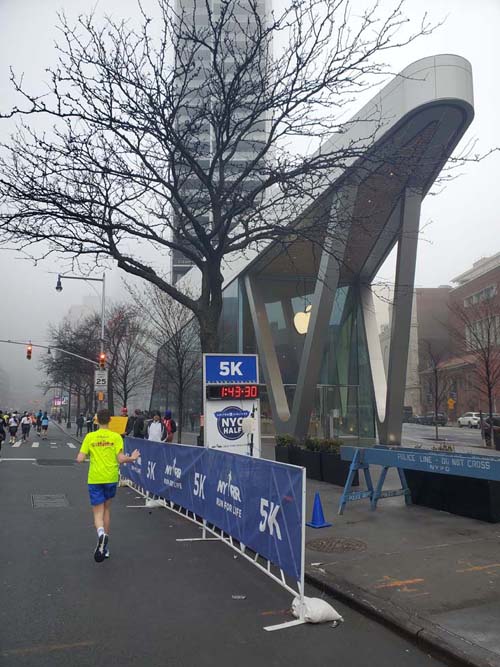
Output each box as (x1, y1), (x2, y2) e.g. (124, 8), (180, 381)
(1, 0), (499, 407)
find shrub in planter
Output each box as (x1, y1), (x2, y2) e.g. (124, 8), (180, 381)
(318, 438), (359, 487)
(296, 438), (322, 480)
(274, 434), (298, 464)
(405, 469), (500, 522)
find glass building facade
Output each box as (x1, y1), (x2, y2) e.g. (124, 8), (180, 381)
(215, 275), (376, 444)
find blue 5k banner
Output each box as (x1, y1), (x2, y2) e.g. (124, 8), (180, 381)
(122, 438), (304, 581)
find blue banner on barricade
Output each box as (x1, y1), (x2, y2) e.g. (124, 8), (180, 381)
(122, 438), (304, 581)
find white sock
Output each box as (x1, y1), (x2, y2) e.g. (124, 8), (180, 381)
(97, 527), (105, 537)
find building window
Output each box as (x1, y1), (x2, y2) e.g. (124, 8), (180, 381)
(464, 283), (498, 307)
(465, 315), (500, 348)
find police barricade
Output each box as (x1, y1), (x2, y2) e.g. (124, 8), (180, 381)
(339, 445), (500, 515)
(121, 438), (306, 630)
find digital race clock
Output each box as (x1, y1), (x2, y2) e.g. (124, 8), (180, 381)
(206, 384), (260, 400)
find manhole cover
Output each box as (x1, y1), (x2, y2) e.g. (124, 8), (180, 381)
(307, 537), (367, 554)
(36, 459), (76, 466)
(31, 494), (70, 508)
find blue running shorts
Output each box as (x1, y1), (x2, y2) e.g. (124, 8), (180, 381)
(88, 483), (118, 506)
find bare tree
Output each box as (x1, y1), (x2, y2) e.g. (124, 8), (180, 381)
(0, 0), (436, 354)
(126, 282), (201, 440)
(43, 305), (153, 417)
(104, 304), (154, 412)
(41, 317), (99, 416)
(448, 299), (500, 448)
(421, 340), (452, 441)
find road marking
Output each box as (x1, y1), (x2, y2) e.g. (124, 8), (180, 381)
(12, 441), (22, 448)
(0, 458), (36, 462)
(32, 442), (39, 448)
(67, 442), (76, 449)
(373, 577), (424, 590)
(456, 563), (500, 573)
(1, 640), (94, 657)
(50, 442), (57, 445)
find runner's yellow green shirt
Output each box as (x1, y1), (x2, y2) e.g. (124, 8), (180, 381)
(79, 428), (124, 484)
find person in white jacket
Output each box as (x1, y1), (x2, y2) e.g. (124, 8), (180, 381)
(147, 412), (167, 442)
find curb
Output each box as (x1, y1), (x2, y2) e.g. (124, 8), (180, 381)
(305, 568), (499, 667)
(51, 421), (83, 445)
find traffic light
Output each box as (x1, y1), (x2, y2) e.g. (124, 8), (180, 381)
(26, 344), (32, 360)
(99, 352), (106, 369)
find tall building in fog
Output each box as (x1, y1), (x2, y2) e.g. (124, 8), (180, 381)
(171, 0), (271, 283)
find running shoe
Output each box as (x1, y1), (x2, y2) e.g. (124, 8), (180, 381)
(94, 533), (108, 563)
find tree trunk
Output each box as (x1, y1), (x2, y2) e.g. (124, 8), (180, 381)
(177, 379), (184, 443)
(107, 371), (115, 415)
(489, 390), (497, 451)
(434, 368), (439, 441)
(67, 382), (72, 428)
(198, 267), (224, 353)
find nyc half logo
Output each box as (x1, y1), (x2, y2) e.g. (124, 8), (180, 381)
(163, 456), (182, 489)
(216, 470), (242, 518)
(129, 454), (142, 476)
(215, 406), (250, 441)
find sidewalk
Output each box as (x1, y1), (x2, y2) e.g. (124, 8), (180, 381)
(304, 468), (500, 667)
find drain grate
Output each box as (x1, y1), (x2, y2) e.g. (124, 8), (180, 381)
(36, 459), (76, 466)
(32, 494), (70, 508)
(307, 537), (367, 554)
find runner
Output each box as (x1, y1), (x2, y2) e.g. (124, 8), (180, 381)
(76, 409), (140, 563)
(0, 417), (5, 455)
(41, 412), (49, 440)
(21, 413), (32, 441)
(36, 410), (43, 434)
(8, 413), (19, 445)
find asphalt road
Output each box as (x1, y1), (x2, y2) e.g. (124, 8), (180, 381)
(0, 423), (446, 667)
(402, 423), (486, 448)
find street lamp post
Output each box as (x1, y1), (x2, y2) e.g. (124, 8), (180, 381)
(55, 272), (106, 412)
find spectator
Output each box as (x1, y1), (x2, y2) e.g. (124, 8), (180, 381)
(164, 410), (177, 443)
(148, 412), (167, 442)
(126, 409), (146, 439)
(76, 413), (85, 437)
(86, 414), (93, 434)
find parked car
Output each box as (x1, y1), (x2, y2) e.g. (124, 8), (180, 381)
(409, 415), (427, 425)
(402, 406), (414, 423)
(457, 411), (481, 428)
(423, 412), (447, 426)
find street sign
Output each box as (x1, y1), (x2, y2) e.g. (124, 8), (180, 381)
(94, 369), (108, 390)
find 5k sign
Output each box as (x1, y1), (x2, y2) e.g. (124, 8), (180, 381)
(204, 354), (258, 384)
(122, 438), (304, 581)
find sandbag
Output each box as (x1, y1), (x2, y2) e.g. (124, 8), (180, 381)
(292, 596), (344, 625)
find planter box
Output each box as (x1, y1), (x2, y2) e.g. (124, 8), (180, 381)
(405, 469), (500, 523)
(321, 452), (359, 487)
(274, 445), (290, 465)
(289, 448), (322, 480)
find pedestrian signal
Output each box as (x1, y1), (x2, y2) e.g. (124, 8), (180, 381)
(26, 344), (32, 360)
(99, 352), (106, 369)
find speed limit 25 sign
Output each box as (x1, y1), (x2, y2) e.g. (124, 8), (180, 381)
(94, 370), (108, 390)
